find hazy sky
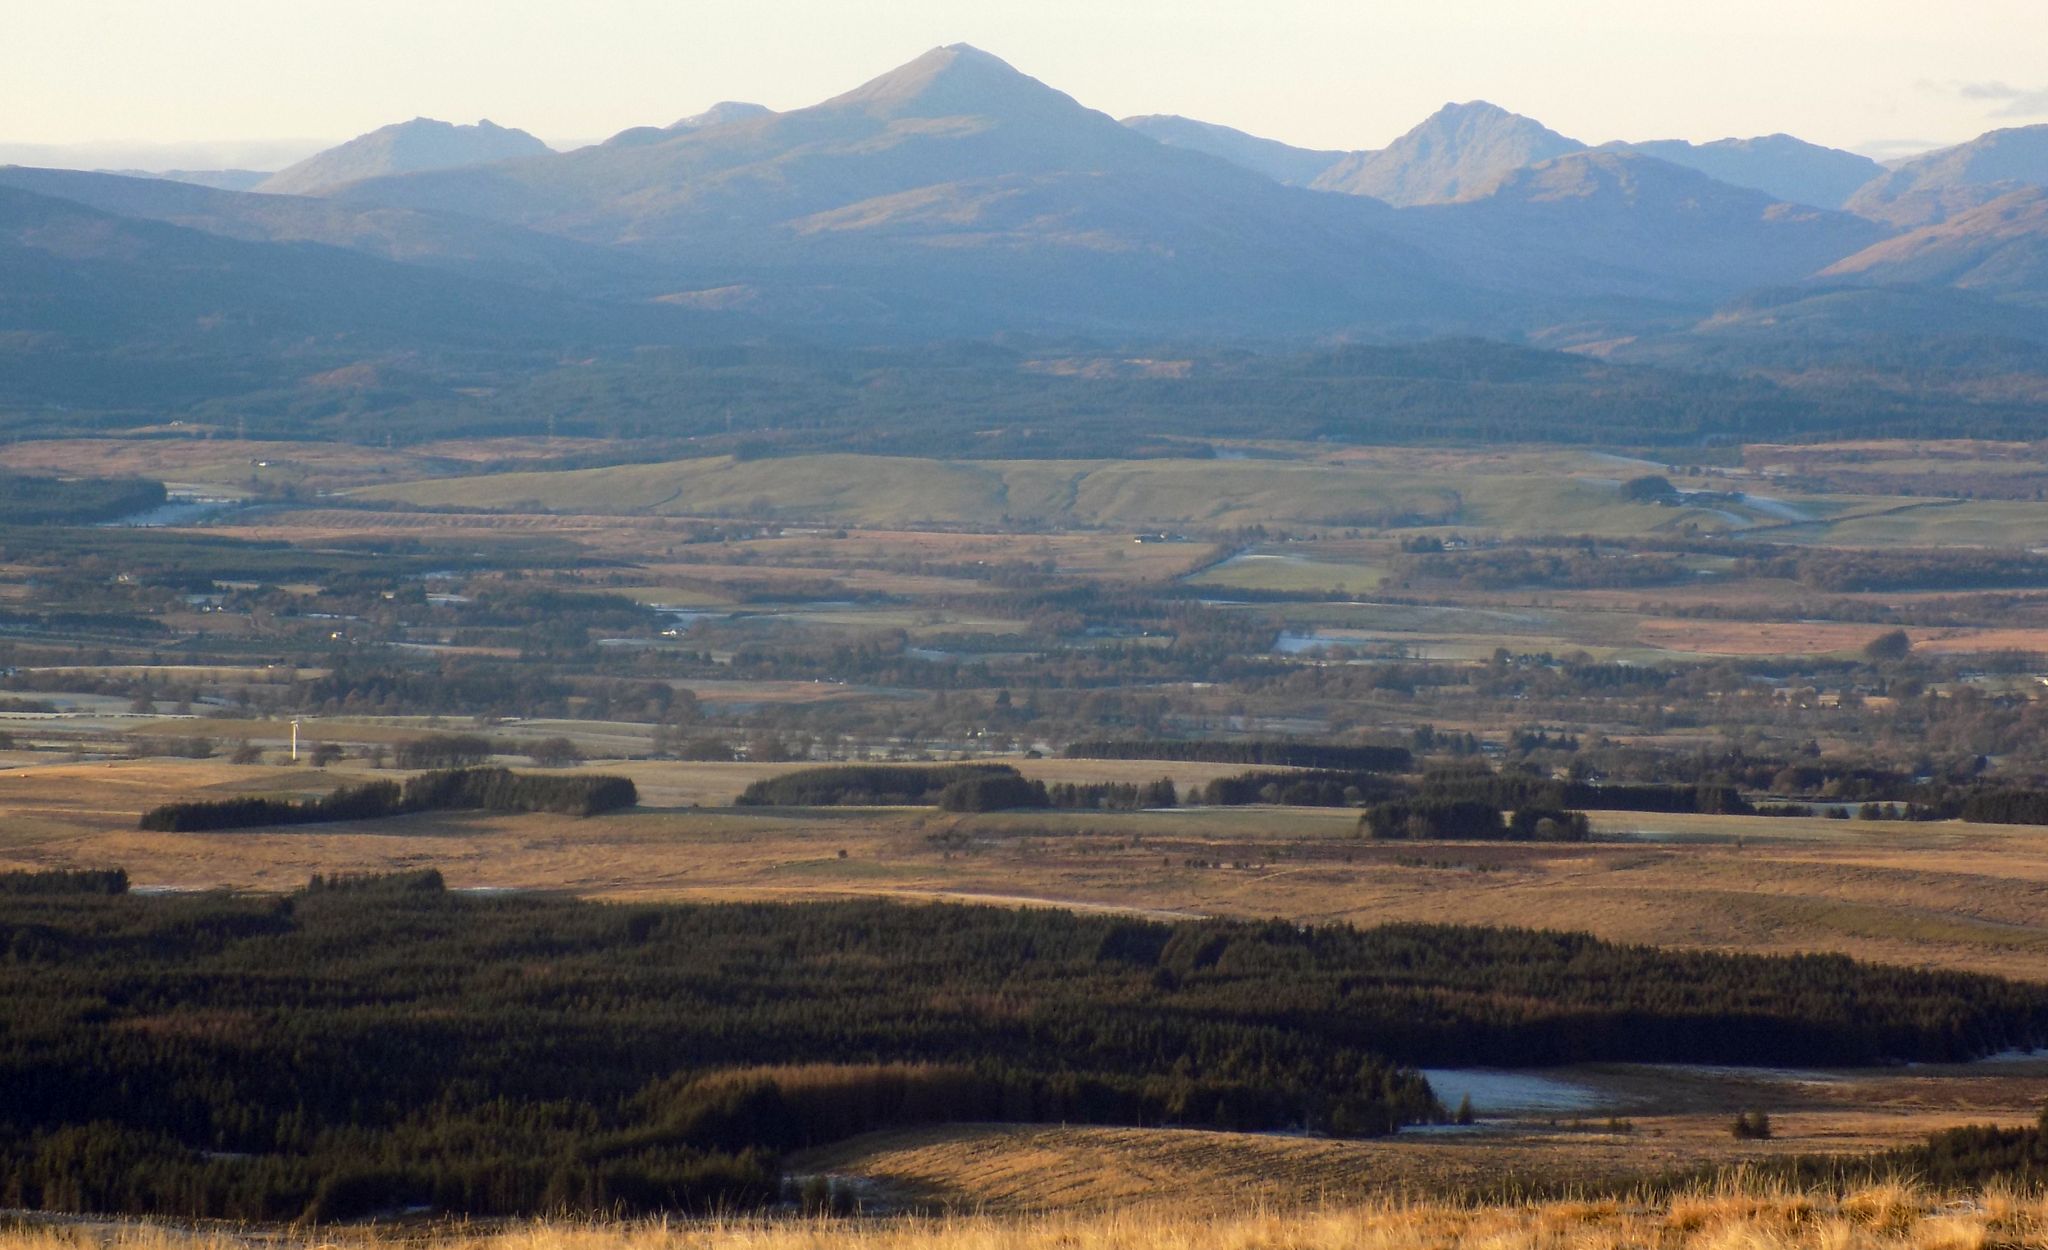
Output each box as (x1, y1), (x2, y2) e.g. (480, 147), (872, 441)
(7, 0), (2047, 166)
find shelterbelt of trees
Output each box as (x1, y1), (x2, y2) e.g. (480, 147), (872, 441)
(138, 768), (636, 832)
(2, 873), (2045, 1221)
(0, 472), (165, 525)
(727, 757), (1745, 833)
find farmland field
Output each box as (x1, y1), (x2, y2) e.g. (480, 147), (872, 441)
(8, 756), (2048, 979)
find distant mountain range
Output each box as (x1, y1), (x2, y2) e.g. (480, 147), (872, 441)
(5, 41), (2048, 434)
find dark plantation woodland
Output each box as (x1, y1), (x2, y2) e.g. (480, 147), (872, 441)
(137, 768), (638, 832)
(0, 473), (166, 526)
(3, 872), (2047, 1220)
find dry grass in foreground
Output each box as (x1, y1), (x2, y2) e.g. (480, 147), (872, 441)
(7, 1181), (2042, 1250)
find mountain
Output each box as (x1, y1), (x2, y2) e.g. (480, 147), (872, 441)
(1845, 124), (2048, 227)
(1393, 150), (1890, 307)
(0, 166), (640, 293)
(1608, 135), (1880, 209)
(322, 45), (1478, 337)
(1821, 187), (2048, 300)
(602, 102), (775, 150)
(1312, 102), (1583, 205)
(1120, 115), (1350, 186)
(257, 118), (551, 195)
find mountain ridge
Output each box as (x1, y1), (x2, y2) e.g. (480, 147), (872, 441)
(1120, 115), (1352, 186)
(1608, 135), (1881, 209)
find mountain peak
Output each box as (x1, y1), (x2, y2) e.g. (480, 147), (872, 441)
(822, 44), (1090, 123)
(1406, 101), (1576, 148)
(1312, 100), (1582, 205)
(1429, 100), (1521, 122)
(257, 117), (549, 196)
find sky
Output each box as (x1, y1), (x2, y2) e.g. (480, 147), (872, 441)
(5, 0), (2047, 168)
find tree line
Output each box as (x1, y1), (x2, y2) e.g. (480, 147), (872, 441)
(138, 767), (637, 832)
(735, 763), (1016, 807)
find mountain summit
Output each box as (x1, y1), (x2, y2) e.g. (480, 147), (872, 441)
(1313, 101), (1583, 205)
(820, 43), (1087, 125)
(257, 118), (550, 196)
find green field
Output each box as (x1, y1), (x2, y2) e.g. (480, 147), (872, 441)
(350, 454), (1698, 532)
(351, 450), (2048, 543)
(1188, 552), (1391, 594)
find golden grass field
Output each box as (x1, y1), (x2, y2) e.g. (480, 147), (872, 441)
(10, 757), (2048, 979)
(11, 1180), (2048, 1250)
(794, 1092), (2033, 1213)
